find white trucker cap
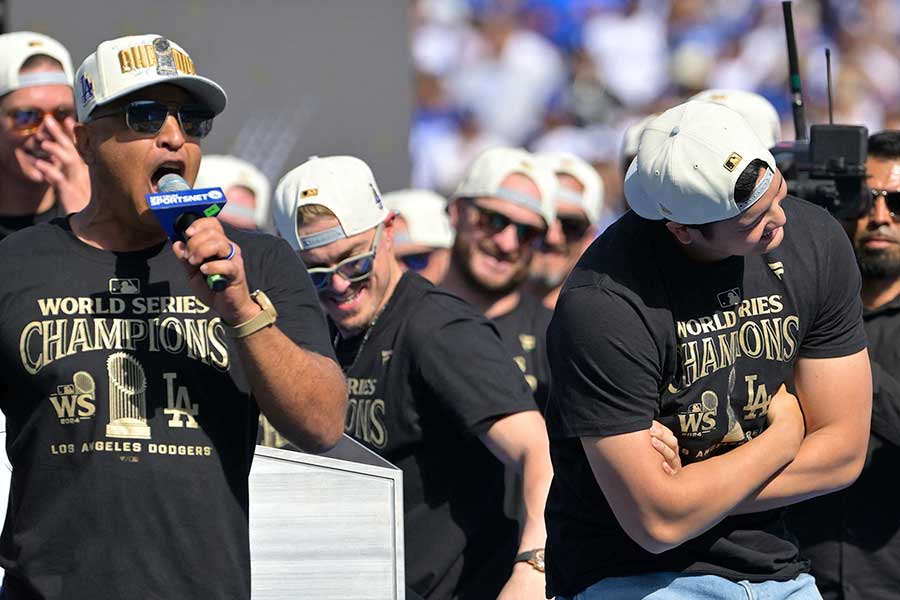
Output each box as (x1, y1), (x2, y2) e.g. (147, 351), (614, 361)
(274, 155), (390, 251)
(690, 89), (782, 149)
(0, 31), (73, 97)
(196, 155), (271, 229)
(624, 100), (776, 225)
(537, 152), (605, 225)
(453, 146), (557, 226)
(383, 189), (454, 249)
(75, 34), (227, 122)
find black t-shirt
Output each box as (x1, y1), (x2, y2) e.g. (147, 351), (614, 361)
(0, 218), (335, 600)
(543, 197), (867, 597)
(493, 292), (552, 411)
(333, 271), (537, 600)
(0, 202), (65, 242)
(788, 296), (900, 600)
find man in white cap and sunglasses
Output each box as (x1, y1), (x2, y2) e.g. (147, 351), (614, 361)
(0, 34), (346, 599)
(543, 100), (871, 599)
(0, 31), (90, 241)
(442, 146), (557, 411)
(529, 151), (605, 310)
(273, 155), (552, 600)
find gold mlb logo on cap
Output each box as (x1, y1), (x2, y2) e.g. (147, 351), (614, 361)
(724, 152), (742, 172)
(28, 41), (43, 47)
(301, 188), (318, 198)
(658, 203), (672, 216)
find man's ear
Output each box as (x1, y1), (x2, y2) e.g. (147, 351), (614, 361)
(73, 122), (94, 166)
(665, 220), (694, 246)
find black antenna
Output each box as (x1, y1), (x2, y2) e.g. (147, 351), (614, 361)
(825, 48), (834, 125)
(782, 1), (808, 140)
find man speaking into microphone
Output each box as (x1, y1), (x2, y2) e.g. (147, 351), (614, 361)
(0, 34), (346, 600)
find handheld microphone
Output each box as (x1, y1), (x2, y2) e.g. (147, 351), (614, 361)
(146, 174), (229, 292)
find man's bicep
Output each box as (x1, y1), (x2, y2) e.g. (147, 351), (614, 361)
(548, 286), (663, 438)
(794, 348), (871, 434)
(580, 432), (673, 548)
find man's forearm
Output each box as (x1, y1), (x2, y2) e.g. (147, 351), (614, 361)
(732, 425), (867, 514)
(517, 442), (552, 552)
(235, 325), (347, 452)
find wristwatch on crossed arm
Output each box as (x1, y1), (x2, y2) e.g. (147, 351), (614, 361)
(514, 548), (545, 573)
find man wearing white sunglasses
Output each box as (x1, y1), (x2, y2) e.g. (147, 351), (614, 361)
(273, 155), (553, 600)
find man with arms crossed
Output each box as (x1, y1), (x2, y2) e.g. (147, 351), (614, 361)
(274, 155), (552, 600)
(544, 100), (871, 599)
(0, 34), (345, 599)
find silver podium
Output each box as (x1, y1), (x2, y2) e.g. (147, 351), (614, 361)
(0, 423), (405, 600)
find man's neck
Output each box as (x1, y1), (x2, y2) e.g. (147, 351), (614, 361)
(69, 189), (168, 252)
(861, 276), (900, 310)
(442, 262), (521, 319)
(0, 174), (55, 217)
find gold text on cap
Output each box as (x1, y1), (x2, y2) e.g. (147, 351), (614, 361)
(301, 188), (319, 198)
(724, 152), (742, 172)
(118, 44), (196, 75)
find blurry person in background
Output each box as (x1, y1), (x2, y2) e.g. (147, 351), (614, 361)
(195, 154), (271, 231)
(443, 146), (557, 409)
(382, 188), (454, 285)
(529, 151), (604, 310)
(0, 31), (90, 241)
(691, 89), (783, 149)
(789, 130), (900, 600)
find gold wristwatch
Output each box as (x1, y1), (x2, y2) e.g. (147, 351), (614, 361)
(222, 290), (277, 338)
(514, 548), (545, 573)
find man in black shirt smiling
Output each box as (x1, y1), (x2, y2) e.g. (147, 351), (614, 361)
(273, 155), (553, 600)
(544, 100), (871, 599)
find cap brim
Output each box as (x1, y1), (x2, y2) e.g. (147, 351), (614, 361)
(90, 75), (227, 117)
(623, 157), (664, 221)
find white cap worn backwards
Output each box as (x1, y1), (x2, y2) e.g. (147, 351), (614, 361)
(690, 88), (782, 149)
(274, 155), (390, 251)
(0, 32), (73, 97)
(536, 152), (605, 225)
(453, 146), (557, 227)
(382, 189), (454, 249)
(624, 100), (776, 225)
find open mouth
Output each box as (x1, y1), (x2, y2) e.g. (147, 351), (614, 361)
(150, 162), (186, 192)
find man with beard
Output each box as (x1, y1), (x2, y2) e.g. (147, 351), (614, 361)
(0, 32), (90, 241)
(272, 155), (552, 600)
(528, 152), (604, 310)
(789, 130), (900, 599)
(442, 147), (557, 410)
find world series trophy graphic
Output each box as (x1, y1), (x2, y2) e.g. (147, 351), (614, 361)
(105, 352), (151, 439)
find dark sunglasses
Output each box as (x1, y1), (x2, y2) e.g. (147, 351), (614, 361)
(3, 106), (75, 135)
(307, 224), (383, 291)
(558, 215), (591, 241)
(868, 188), (900, 220)
(467, 201), (544, 245)
(90, 100), (215, 139)
(400, 251), (433, 272)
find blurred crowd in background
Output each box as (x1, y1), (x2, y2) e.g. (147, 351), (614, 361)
(408, 0), (900, 230)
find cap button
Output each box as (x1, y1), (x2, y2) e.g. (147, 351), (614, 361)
(670, 126), (680, 136)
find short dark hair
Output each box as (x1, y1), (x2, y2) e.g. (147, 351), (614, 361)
(19, 54), (65, 73)
(868, 130), (900, 161)
(733, 158), (769, 206)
